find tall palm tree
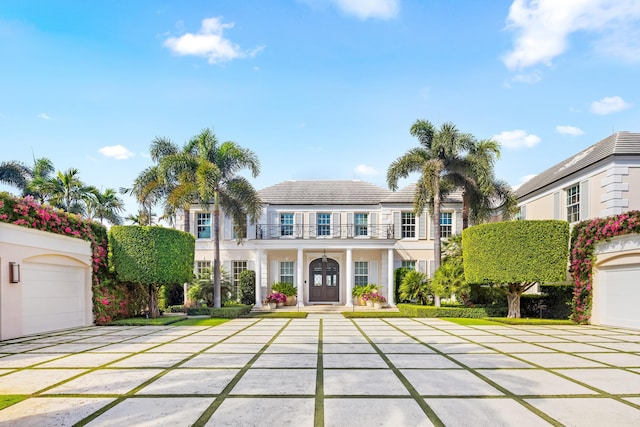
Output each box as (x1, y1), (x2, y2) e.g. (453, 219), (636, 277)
(387, 120), (475, 289)
(24, 157), (55, 203)
(156, 128), (262, 308)
(45, 168), (92, 214)
(87, 187), (125, 225)
(0, 160), (32, 191)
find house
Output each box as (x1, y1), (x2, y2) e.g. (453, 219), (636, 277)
(515, 131), (640, 329)
(175, 180), (463, 307)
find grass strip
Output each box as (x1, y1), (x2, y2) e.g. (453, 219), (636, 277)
(106, 316), (184, 326)
(314, 318), (324, 427)
(170, 318), (230, 326)
(245, 312), (308, 318)
(342, 311), (406, 318)
(0, 395), (27, 410)
(444, 318), (504, 325)
(489, 317), (575, 325)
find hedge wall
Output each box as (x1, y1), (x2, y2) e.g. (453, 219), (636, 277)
(463, 220), (570, 284)
(397, 304), (507, 318)
(109, 226), (195, 285)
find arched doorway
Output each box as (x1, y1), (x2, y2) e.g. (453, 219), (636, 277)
(309, 257), (339, 302)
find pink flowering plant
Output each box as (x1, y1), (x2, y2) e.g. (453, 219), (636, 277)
(265, 292), (286, 304)
(367, 292), (387, 304)
(0, 193), (145, 324)
(569, 210), (640, 324)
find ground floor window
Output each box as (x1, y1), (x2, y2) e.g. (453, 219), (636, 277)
(401, 260), (416, 270)
(232, 261), (247, 300)
(354, 261), (368, 286)
(280, 261), (294, 283)
(195, 260), (212, 279)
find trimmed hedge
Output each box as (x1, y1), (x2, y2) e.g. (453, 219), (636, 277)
(463, 220), (570, 284)
(185, 305), (253, 318)
(397, 304), (507, 318)
(342, 311), (407, 318)
(109, 226), (195, 285)
(186, 307), (212, 316)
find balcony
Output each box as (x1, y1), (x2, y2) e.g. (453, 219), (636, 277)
(255, 224), (395, 240)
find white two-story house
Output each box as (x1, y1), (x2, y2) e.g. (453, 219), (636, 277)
(176, 180), (463, 307)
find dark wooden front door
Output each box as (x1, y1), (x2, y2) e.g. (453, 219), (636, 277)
(309, 258), (339, 302)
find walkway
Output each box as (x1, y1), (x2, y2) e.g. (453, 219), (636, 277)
(0, 315), (639, 426)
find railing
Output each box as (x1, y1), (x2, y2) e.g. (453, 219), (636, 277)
(255, 224), (395, 240)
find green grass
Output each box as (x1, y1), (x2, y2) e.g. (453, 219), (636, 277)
(489, 317), (575, 325)
(342, 311), (407, 318)
(107, 316), (186, 326)
(171, 318), (230, 326)
(0, 395), (27, 410)
(445, 318), (504, 325)
(246, 312), (308, 318)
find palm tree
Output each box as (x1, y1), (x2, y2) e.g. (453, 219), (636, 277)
(24, 157), (55, 203)
(87, 187), (125, 225)
(45, 168), (93, 214)
(155, 128), (262, 308)
(0, 160), (32, 191)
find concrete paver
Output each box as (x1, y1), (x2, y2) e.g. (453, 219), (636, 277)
(0, 316), (639, 426)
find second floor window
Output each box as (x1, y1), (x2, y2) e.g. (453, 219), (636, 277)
(354, 261), (368, 286)
(280, 213), (293, 236)
(233, 216), (247, 239)
(317, 213), (331, 236)
(440, 212), (452, 238)
(401, 260), (416, 270)
(280, 261), (294, 284)
(566, 184), (580, 223)
(197, 213), (211, 239)
(401, 212), (415, 238)
(354, 213), (368, 236)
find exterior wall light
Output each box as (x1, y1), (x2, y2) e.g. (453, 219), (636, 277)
(9, 262), (20, 283)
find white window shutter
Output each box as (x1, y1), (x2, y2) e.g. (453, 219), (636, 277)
(223, 215), (232, 240)
(580, 180), (590, 220)
(270, 212), (278, 238)
(223, 261), (232, 277)
(393, 212), (401, 239)
(455, 211), (462, 235)
(394, 260), (402, 269)
(248, 261), (255, 270)
(370, 212), (378, 237)
(333, 212), (341, 237)
(369, 261), (378, 285)
(419, 214), (426, 239)
(248, 217), (256, 239)
(418, 260), (427, 274)
(553, 192), (561, 220)
(309, 212), (317, 237)
(295, 212), (303, 238)
(521, 205), (527, 220)
(270, 261), (279, 284)
(347, 213), (354, 237)
(429, 260), (435, 278)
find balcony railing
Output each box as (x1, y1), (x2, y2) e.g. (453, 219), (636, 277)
(255, 224), (395, 240)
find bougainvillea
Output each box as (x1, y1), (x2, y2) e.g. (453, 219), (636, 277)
(0, 193), (144, 324)
(569, 210), (640, 324)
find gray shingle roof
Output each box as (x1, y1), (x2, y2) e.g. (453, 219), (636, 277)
(258, 180), (391, 205)
(515, 131), (640, 199)
(381, 183), (463, 203)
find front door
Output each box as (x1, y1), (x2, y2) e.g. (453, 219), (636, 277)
(309, 258), (340, 302)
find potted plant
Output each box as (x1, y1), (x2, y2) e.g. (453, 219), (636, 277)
(271, 282), (297, 306)
(353, 284), (379, 306)
(369, 292), (387, 309)
(264, 292), (286, 309)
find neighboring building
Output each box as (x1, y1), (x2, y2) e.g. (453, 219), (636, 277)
(515, 131), (640, 329)
(175, 180), (463, 307)
(515, 131), (640, 222)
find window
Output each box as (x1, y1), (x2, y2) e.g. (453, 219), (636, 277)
(566, 184), (580, 223)
(233, 216), (247, 239)
(280, 213), (293, 236)
(197, 213), (211, 239)
(232, 261), (247, 301)
(317, 213), (331, 236)
(354, 261), (368, 286)
(195, 260), (211, 279)
(401, 260), (416, 270)
(280, 261), (294, 284)
(355, 213), (368, 236)
(401, 212), (416, 238)
(440, 212), (452, 238)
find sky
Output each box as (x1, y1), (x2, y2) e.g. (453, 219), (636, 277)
(1, 0), (639, 219)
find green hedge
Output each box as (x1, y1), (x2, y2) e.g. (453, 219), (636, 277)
(342, 311), (408, 318)
(186, 307), (212, 316)
(210, 305), (253, 318)
(397, 304), (507, 318)
(109, 226), (195, 285)
(463, 220), (570, 284)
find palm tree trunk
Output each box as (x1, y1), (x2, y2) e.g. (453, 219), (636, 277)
(213, 192), (222, 308)
(183, 205), (190, 233)
(433, 184), (442, 307)
(462, 192), (470, 229)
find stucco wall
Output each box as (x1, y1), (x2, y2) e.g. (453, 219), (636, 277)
(626, 166), (640, 212)
(0, 222), (93, 340)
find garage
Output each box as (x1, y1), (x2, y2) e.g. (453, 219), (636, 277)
(598, 265), (640, 330)
(22, 261), (88, 335)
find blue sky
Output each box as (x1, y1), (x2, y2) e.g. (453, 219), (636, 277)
(1, 0), (639, 217)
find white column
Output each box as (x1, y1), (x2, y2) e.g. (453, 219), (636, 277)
(387, 248), (395, 306)
(297, 247), (305, 307)
(345, 248), (353, 307)
(254, 249), (263, 307)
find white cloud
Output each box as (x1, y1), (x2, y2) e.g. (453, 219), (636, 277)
(37, 113), (52, 120)
(333, 0), (399, 20)
(511, 71), (541, 85)
(99, 145), (135, 160)
(163, 17), (263, 64)
(556, 125), (584, 136)
(590, 96), (632, 115)
(503, 0), (640, 70)
(354, 164), (378, 176)
(492, 129), (541, 149)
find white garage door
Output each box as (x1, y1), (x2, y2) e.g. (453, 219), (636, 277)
(22, 262), (87, 335)
(600, 265), (640, 330)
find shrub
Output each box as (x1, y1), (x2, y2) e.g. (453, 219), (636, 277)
(271, 282), (297, 296)
(238, 270), (256, 305)
(397, 304), (507, 318)
(394, 268), (411, 303)
(166, 305), (185, 313)
(186, 307), (212, 316)
(399, 271), (431, 305)
(209, 305), (252, 318)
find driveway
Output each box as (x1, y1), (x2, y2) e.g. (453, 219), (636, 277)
(0, 315), (639, 426)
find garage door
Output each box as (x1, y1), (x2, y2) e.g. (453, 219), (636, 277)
(22, 262), (87, 335)
(600, 265), (640, 330)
